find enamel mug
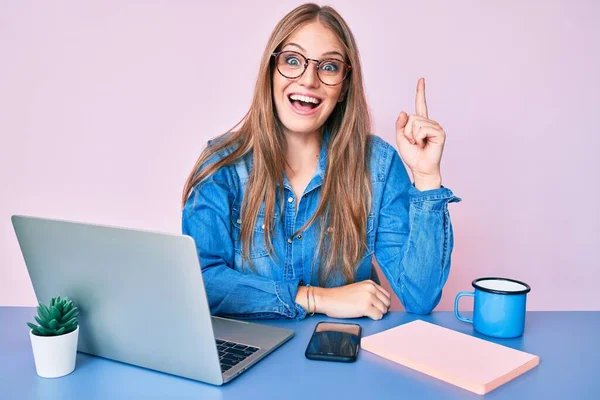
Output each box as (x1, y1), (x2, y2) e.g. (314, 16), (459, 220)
(454, 277), (531, 338)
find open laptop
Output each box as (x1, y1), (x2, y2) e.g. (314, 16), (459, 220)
(11, 214), (294, 385)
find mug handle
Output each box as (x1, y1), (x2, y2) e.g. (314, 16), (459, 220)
(454, 291), (474, 323)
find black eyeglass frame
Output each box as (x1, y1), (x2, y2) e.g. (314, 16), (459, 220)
(271, 50), (352, 86)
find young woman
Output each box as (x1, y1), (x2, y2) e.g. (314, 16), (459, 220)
(181, 3), (461, 321)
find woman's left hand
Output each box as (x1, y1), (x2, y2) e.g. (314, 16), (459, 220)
(395, 78), (445, 190)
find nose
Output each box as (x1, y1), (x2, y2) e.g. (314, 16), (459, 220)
(297, 60), (320, 88)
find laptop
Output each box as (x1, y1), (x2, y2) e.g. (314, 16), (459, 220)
(11, 214), (294, 385)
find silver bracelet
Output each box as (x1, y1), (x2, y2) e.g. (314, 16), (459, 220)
(306, 284), (311, 316)
(310, 286), (316, 316)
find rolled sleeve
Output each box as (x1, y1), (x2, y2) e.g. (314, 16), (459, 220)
(409, 185), (462, 210)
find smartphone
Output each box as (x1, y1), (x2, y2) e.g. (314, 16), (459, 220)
(304, 321), (362, 362)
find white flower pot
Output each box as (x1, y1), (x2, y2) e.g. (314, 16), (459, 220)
(29, 326), (79, 378)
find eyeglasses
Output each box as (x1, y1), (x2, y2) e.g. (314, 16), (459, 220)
(272, 50), (352, 86)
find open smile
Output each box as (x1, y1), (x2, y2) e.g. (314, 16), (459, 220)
(287, 93), (323, 116)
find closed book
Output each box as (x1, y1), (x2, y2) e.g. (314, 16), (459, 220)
(361, 320), (539, 395)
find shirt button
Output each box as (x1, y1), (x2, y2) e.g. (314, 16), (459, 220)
(236, 218), (241, 224)
(297, 234), (303, 240)
(261, 224), (265, 229)
(287, 197), (293, 203)
(287, 238), (293, 244)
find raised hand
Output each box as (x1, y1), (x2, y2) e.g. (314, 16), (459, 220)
(395, 78), (446, 190)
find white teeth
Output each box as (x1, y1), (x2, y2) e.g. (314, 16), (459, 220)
(289, 94), (321, 105)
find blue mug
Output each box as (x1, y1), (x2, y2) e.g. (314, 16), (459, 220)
(454, 277), (531, 338)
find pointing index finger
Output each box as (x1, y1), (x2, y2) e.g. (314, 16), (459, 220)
(415, 77), (429, 119)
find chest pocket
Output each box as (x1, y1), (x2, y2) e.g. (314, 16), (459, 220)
(231, 207), (278, 259)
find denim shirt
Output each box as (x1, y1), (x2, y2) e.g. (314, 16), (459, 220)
(182, 131), (461, 320)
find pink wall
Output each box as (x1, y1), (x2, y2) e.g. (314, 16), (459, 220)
(1, 1), (598, 310)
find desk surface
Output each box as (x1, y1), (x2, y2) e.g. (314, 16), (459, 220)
(1, 307), (598, 399)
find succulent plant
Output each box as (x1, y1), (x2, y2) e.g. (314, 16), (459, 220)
(27, 296), (79, 337)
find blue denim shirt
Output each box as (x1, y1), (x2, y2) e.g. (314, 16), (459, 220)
(182, 132), (461, 320)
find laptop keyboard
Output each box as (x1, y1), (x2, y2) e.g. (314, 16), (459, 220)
(216, 339), (260, 373)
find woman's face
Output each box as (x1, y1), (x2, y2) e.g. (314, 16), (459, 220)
(272, 22), (348, 136)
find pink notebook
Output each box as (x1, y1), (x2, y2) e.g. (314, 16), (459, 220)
(361, 320), (539, 395)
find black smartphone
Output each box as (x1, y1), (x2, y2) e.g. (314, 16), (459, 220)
(304, 321), (362, 362)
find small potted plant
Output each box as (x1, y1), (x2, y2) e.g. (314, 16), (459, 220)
(27, 296), (80, 378)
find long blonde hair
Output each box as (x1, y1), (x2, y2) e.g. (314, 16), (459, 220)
(182, 3), (372, 285)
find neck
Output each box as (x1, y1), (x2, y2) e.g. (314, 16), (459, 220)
(284, 128), (322, 173)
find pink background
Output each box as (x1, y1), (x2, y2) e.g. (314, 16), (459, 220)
(1, 1), (598, 311)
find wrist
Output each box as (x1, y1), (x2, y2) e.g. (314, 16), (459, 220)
(312, 286), (327, 314)
(295, 286), (309, 312)
(413, 173), (442, 191)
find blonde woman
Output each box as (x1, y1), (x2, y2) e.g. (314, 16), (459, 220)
(182, 3), (461, 321)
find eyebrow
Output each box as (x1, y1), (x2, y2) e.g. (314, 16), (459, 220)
(282, 42), (345, 60)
